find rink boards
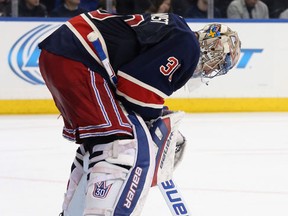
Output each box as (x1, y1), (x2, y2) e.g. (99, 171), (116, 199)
(0, 18), (288, 114)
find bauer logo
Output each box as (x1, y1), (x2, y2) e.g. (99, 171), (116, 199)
(8, 24), (61, 85)
(161, 180), (189, 215)
(124, 167), (143, 209)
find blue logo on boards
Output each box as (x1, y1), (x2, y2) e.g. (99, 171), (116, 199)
(8, 24), (61, 85)
(237, 48), (263, 68)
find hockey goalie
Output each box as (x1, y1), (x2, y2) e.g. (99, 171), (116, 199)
(38, 8), (241, 216)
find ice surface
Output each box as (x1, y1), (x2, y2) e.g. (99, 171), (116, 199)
(1, 113), (288, 216)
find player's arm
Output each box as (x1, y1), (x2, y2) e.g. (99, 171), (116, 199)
(116, 34), (199, 120)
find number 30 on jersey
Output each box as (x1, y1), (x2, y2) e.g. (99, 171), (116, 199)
(160, 56), (180, 82)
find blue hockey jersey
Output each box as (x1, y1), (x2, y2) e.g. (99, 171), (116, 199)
(39, 10), (200, 120)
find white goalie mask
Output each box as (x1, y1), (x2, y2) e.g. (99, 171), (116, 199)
(194, 23), (241, 79)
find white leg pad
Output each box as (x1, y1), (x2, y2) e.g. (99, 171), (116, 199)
(63, 171), (87, 216)
(63, 153), (89, 216)
(84, 161), (130, 216)
(62, 145), (89, 215)
(84, 113), (157, 216)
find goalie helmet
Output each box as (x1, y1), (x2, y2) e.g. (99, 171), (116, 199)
(194, 23), (241, 78)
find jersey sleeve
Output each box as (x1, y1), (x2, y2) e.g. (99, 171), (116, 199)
(116, 31), (200, 120)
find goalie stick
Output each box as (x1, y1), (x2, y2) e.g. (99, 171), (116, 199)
(88, 32), (192, 216)
(158, 179), (191, 216)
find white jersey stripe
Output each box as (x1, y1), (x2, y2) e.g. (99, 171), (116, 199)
(81, 13), (110, 62)
(116, 89), (163, 109)
(65, 21), (102, 66)
(118, 71), (168, 98)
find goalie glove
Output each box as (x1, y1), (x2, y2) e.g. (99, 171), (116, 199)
(149, 111), (187, 186)
(174, 130), (187, 168)
(147, 107), (188, 169)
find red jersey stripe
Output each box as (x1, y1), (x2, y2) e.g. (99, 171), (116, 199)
(117, 75), (164, 106)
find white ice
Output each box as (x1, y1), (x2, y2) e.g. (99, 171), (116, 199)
(1, 113), (288, 216)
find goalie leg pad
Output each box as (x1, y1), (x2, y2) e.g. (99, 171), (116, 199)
(84, 113), (157, 216)
(62, 145), (88, 214)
